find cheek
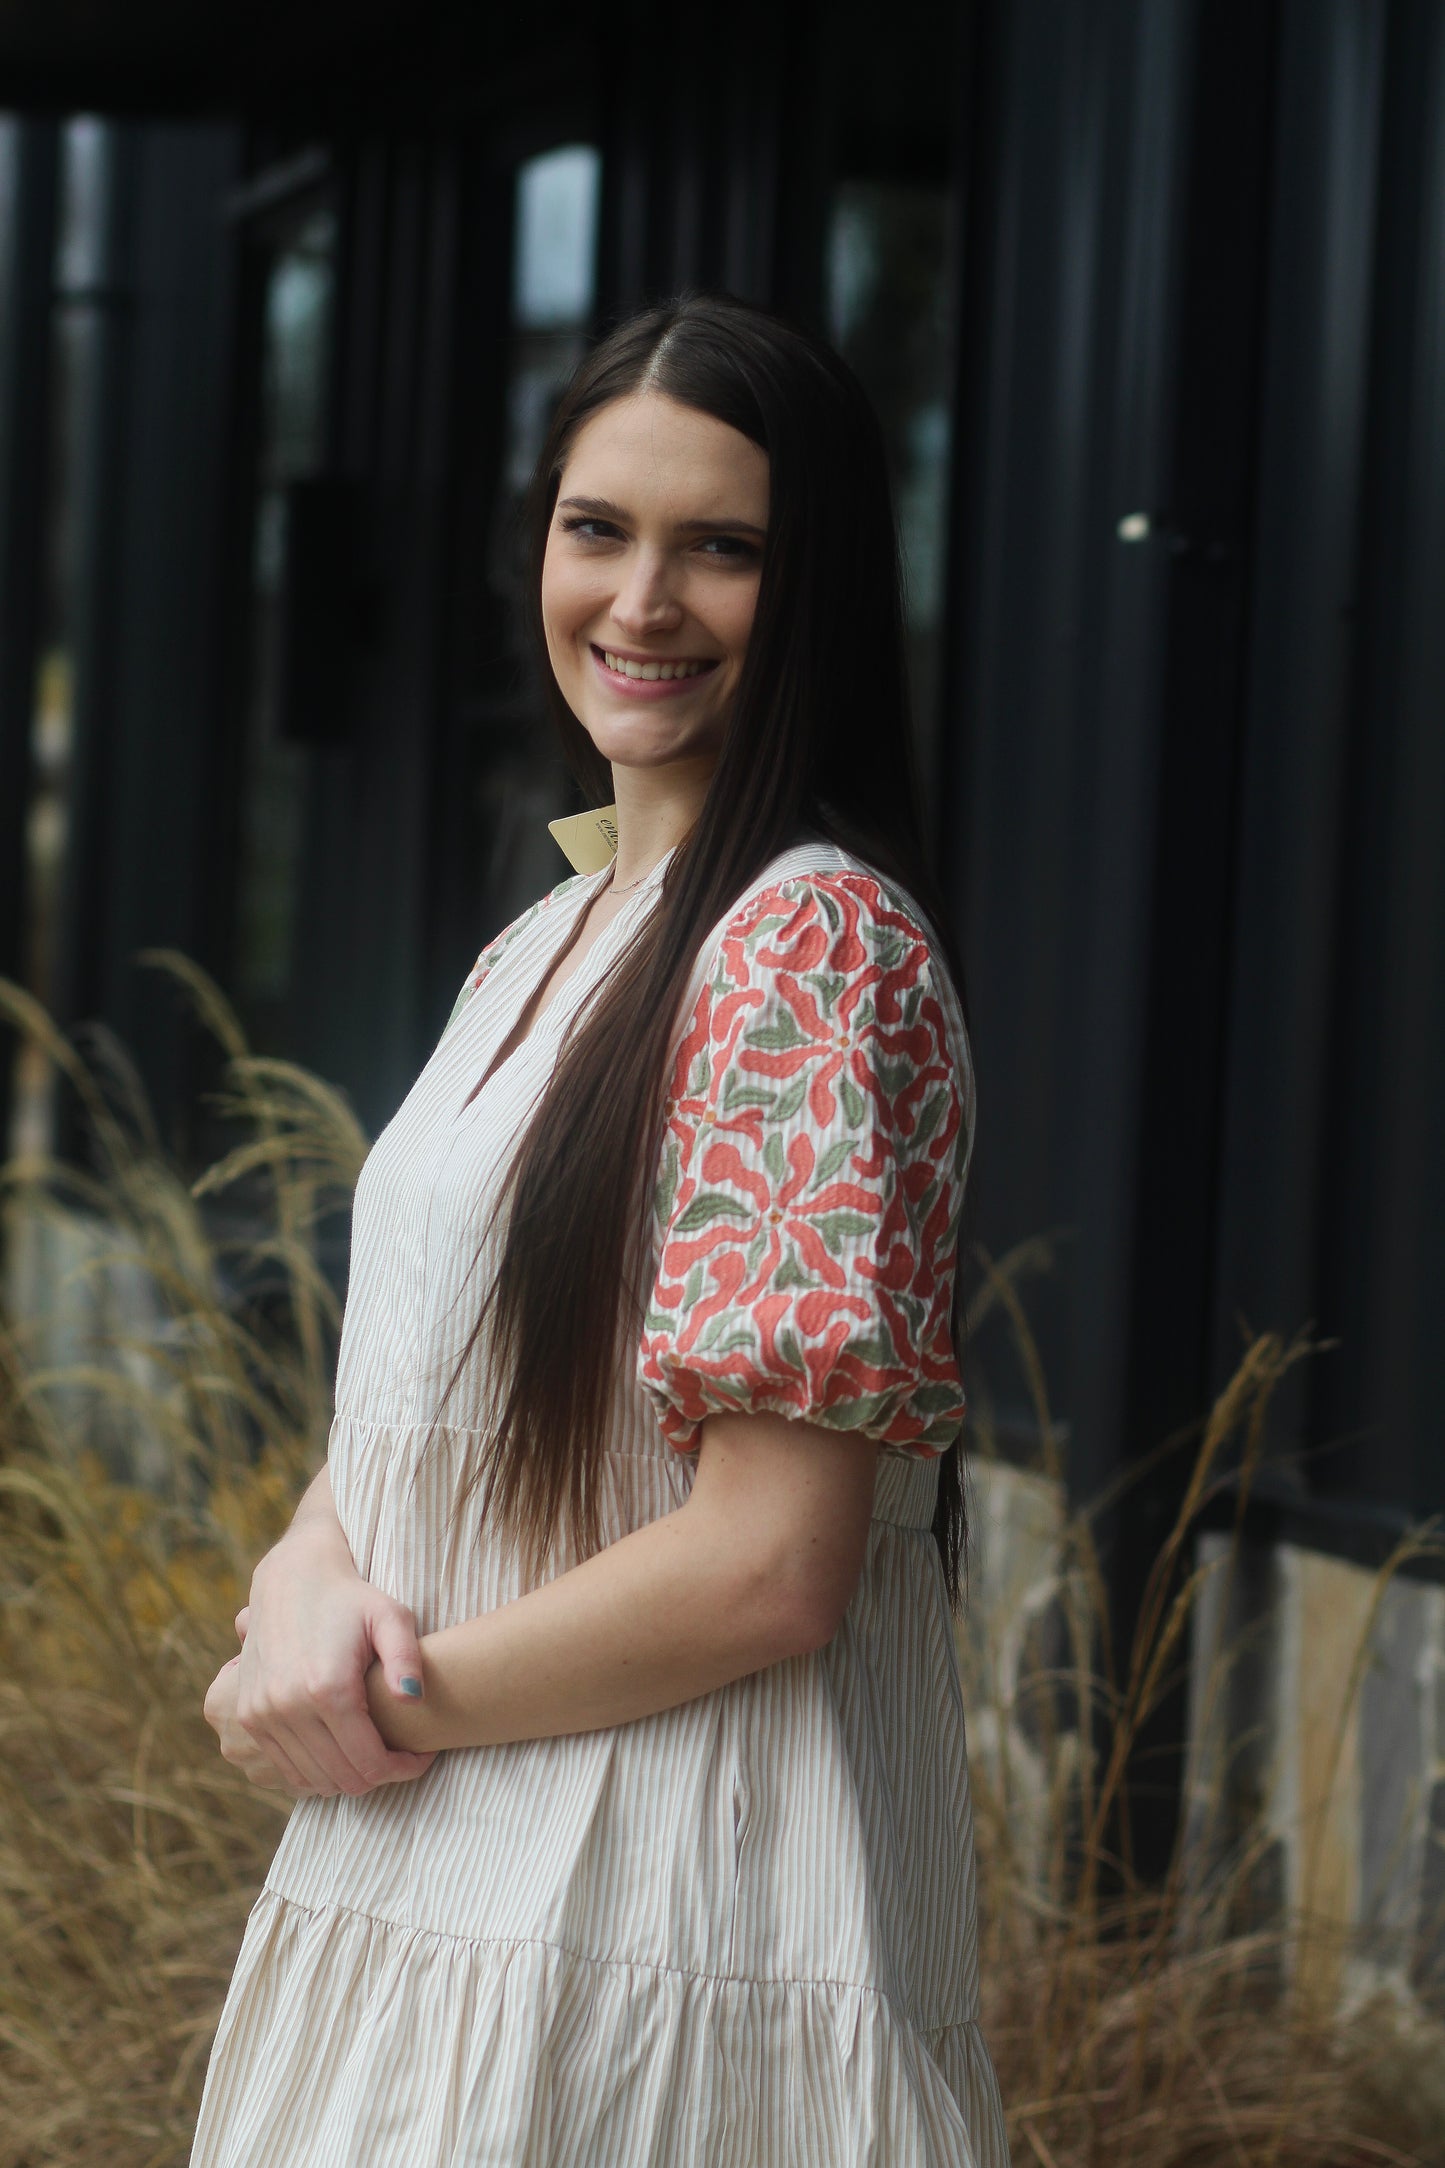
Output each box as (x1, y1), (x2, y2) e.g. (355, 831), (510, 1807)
(540, 550), (592, 653)
(721, 579), (762, 662)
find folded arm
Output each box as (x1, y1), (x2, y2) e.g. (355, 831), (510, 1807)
(365, 1410), (881, 1753)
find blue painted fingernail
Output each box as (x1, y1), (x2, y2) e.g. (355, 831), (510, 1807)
(399, 1675), (423, 1698)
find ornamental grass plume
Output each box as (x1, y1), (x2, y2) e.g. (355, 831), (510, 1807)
(0, 964), (1442, 2165)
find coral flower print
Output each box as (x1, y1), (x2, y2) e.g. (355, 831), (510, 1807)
(639, 873), (975, 1456)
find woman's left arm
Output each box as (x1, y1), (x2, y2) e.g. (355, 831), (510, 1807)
(364, 1410), (881, 1752)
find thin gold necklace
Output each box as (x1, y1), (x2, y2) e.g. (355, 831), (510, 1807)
(607, 864), (650, 896)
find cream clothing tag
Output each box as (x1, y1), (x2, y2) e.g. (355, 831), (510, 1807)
(547, 804), (619, 873)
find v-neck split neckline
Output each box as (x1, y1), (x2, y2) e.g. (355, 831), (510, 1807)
(452, 845), (676, 1120)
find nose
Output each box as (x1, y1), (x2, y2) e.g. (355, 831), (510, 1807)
(609, 544), (683, 638)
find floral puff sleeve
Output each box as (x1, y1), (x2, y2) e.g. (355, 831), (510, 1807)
(638, 873), (974, 1459)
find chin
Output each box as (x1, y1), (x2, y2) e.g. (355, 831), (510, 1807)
(578, 710), (726, 768)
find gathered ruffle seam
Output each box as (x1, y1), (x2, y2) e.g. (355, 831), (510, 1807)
(256, 1882), (981, 2031)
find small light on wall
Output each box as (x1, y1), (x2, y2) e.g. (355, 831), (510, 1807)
(1117, 512), (1152, 542)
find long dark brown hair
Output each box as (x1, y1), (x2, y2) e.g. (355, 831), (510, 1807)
(448, 291), (975, 1611)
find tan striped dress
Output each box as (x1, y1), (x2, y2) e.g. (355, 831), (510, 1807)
(189, 838), (1010, 2168)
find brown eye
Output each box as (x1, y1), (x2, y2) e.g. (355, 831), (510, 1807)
(697, 536), (759, 560)
(558, 515), (620, 540)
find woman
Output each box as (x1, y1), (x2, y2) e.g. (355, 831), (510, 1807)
(194, 291), (1009, 2167)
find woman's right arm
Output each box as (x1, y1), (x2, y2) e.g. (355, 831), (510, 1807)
(215, 1463), (436, 1797)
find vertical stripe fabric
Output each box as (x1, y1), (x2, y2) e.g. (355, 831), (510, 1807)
(188, 841), (1011, 2168)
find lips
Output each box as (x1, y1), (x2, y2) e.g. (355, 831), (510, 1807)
(592, 645), (719, 681)
(589, 645), (721, 698)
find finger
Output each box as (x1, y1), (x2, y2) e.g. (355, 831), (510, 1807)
(236, 1695), (348, 1796)
(322, 1702), (438, 1789)
(369, 1605), (426, 1704)
(263, 1717), (354, 1798)
(296, 1700), (430, 1794)
(376, 1750), (438, 1785)
(245, 1737), (317, 1796)
(283, 1667), (424, 1794)
(223, 1723), (315, 1796)
(235, 1606), (250, 1642)
(237, 1669), (370, 1796)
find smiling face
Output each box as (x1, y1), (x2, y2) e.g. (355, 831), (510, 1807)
(540, 390), (770, 775)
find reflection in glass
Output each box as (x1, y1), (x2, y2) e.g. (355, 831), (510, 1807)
(503, 144), (601, 493)
(513, 146), (601, 331)
(826, 181), (954, 784)
(233, 201), (337, 1027)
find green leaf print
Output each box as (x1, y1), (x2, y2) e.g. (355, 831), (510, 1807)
(762, 1131), (787, 1186)
(675, 1192), (754, 1234)
(724, 1077), (779, 1113)
(771, 1075), (809, 1123)
(844, 1333), (901, 1370)
(749, 1009), (814, 1053)
(812, 1208), (878, 1255)
(696, 1320), (763, 1358)
(653, 1142), (680, 1225)
(910, 1089), (948, 1153)
(839, 1071), (865, 1127)
(876, 1054), (915, 1103)
(776, 1328), (807, 1376)
(912, 1381), (964, 1417)
(846, 1389), (899, 1430)
(773, 1250), (812, 1291)
(889, 1298), (926, 1342)
(814, 1136), (858, 1184)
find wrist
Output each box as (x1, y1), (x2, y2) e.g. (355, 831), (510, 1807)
(257, 1510), (355, 1591)
(365, 1652), (438, 1753)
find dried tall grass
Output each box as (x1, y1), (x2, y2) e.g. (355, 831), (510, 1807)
(0, 966), (1442, 2167)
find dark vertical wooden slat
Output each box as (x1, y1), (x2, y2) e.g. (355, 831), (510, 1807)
(53, 125), (137, 1042)
(1109, 0), (1285, 1878)
(1317, 0), (1445, 1517)
(1208, 0), (1387, 1448)
(0, 120), (58, 1148)
(57, 123), (243, 1153)
(941, 0), (1198, 1494)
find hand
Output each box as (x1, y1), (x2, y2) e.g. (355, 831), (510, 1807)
(204, 1654), (309, 1796)
(229, 1511), (437, 1798)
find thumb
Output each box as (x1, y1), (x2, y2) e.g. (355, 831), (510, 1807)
(235, 1605), (251, 1642)
(370, 1603), (425, 1702)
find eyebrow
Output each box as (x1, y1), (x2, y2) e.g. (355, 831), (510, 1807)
(557, 494), (768, 539)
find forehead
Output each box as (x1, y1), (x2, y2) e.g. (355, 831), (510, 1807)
(559, 391), (769, 517)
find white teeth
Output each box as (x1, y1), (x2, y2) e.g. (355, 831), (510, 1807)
(602, 650), (710, 681)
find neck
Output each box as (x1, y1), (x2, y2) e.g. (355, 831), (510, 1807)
(607, 758), (714, 889)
